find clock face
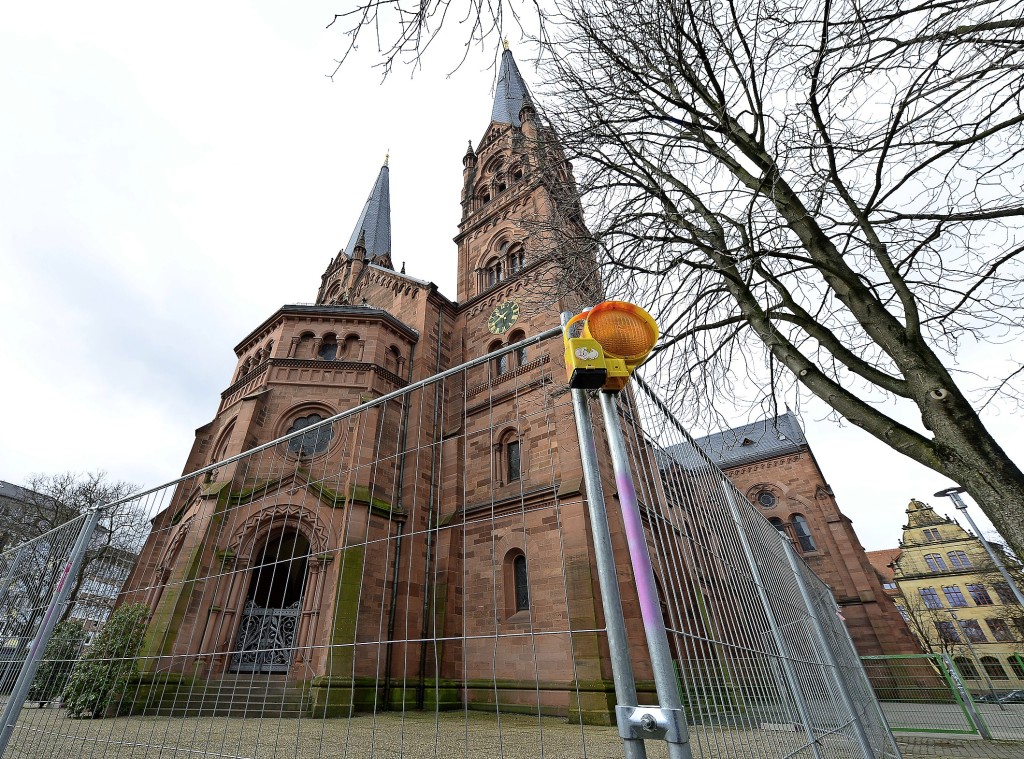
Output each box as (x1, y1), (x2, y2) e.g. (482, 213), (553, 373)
(487, 300), (521, 335)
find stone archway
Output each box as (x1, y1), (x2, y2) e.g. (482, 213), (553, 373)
(230, 530), (311, 674)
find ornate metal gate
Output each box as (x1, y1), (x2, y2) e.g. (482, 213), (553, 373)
(229, 600), (300, 673)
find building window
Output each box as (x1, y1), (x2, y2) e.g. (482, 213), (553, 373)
(955, 656), (980, 679)
(935, 621), (960, 643)
(942, 586), (968, 607)
(981, 656), (1009, 680)
(1015, 618), (1024, 639)
(506, 440), (521, 483)
(923, 528), (942, 542)
(1010, 656), (1024, 680)
(947, 550), (972, 569)
(791, 515), (815, 552)
(987, 618), (1014, 642)
(925, 553), (948, 572)
(883, 582), (897, 590)
(968, 584), (994, 606)
(513, 554), (529, 612)
(895, 604), (910, 622)
(756, 491), (777, 508)
(318, 335), (339, 360)
(919, 587), (943, 609)
(994, 582), (1019, 605)
(507, 329), (527, 368)
(286, 413), (334, 456)
(959, 619), (987, 643)
(495, 353), (509, 376)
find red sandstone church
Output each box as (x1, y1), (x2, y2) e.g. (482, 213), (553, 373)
(120, 50), (916, 721)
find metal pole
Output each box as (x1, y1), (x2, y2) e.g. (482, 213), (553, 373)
(940, 652), (993, 739)
(561, 312), (647, 759)
(935, 487), (1024, 608)
(598, 391), (692, 759)
(781, 538), (878, 759)
(720, 482), (823, 759)
(0, 508), (103, 758)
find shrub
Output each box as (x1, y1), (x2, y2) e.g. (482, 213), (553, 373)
(62, 603), (149, 718)
(27, 619), (87, 706)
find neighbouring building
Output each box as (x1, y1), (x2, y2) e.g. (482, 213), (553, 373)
(869, 499), (1024, 687)
(693, 416), (920, 657)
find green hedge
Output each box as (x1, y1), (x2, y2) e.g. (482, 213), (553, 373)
(62, 604), (149, 718)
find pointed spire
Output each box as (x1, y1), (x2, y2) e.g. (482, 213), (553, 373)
(491, 47), (532, 127)
(345, 162), (391, 260)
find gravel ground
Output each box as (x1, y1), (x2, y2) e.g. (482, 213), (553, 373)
(5, 708), (1022, 759)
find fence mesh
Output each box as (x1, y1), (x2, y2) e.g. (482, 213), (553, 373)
(0, 330), (897, 758)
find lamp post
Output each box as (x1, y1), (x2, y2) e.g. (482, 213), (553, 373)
(934, 487), (1024, 607)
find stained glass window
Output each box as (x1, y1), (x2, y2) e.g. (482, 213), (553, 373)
(506, 440), (521, 483)
(513, 554), (529, 611)
(286, 414), (333, 456)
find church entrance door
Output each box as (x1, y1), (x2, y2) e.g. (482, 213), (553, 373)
(230, 530), (310, 674)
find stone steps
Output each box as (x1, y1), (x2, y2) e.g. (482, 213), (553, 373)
(140, 677), (313, 717)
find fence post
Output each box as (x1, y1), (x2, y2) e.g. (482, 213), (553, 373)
(597, 391), (692, 759)
(780, 538), (878, 759)
(940, 653), (993, 739)
(720, 482), (823, 759)
(562, 312), (647, 759)
(0, 508), (104, 757)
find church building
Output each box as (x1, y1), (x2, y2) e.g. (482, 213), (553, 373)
(120, 49), (913, 724)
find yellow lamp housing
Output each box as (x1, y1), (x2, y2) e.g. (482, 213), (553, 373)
(563, 301), (659, 391)
(563, 309), (608, 389)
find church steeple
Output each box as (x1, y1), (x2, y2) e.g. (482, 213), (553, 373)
(344, 161), (391, 261)
(490, 47), (532, 127)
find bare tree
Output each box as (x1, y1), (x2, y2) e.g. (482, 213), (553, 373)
(331, 0), (1024, 557)
(0, 472), (145, 629)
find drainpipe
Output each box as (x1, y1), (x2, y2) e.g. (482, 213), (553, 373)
(417, 304), (445, 708)
(382, 336), (417, 709)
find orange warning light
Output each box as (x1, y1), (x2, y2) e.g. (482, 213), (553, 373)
(563, 301), (658, 392)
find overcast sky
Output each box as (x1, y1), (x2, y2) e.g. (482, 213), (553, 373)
(2, 1), (1016, 550)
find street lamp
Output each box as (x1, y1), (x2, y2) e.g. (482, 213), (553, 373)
(934, 487), (1024, 607)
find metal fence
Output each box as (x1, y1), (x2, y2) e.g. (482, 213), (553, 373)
(862, 652), (1024, 740)
(0, 328), (898, 758)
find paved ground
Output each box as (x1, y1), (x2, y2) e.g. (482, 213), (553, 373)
(5, 709), (1023, 758)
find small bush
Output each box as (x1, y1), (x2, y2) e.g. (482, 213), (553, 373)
(27, 619), (87, 705)
(62, 603), (149, 718)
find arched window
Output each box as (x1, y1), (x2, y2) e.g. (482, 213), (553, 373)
(341, 333), (361, 360)
(385, 345), (402, 375)
(791, 514), (816, 552)
(506, 243), (525, 275)
(506, 438), (521, 483)
(508, 329), (527, 367)
(948, 550), (972, 569)
(1009, 656), (1024, 680)
(513, 554), (529, 611)
(954, 656), (980, 679)
(484, 258), (503, 287)
(981, 656), (1010, 680)
(210, 419), (236, 463)
(318, 334), (339, 361)
(925, 553), (948, 572)
(286, 413), (333, 457)
(297, 332), (315, 358)
(490, 340), (509, 377)
(769, 517), (786, 533)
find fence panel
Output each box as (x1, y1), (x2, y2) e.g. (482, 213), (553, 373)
(0, 330), (895, 758)
(860, 655), (978, 737)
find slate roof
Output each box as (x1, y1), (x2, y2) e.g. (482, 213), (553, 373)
(0, 480), (42, 505)
(345, 163), (391, 260)
(689, 412), (808, 469)
(490, 49), (532, 127)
